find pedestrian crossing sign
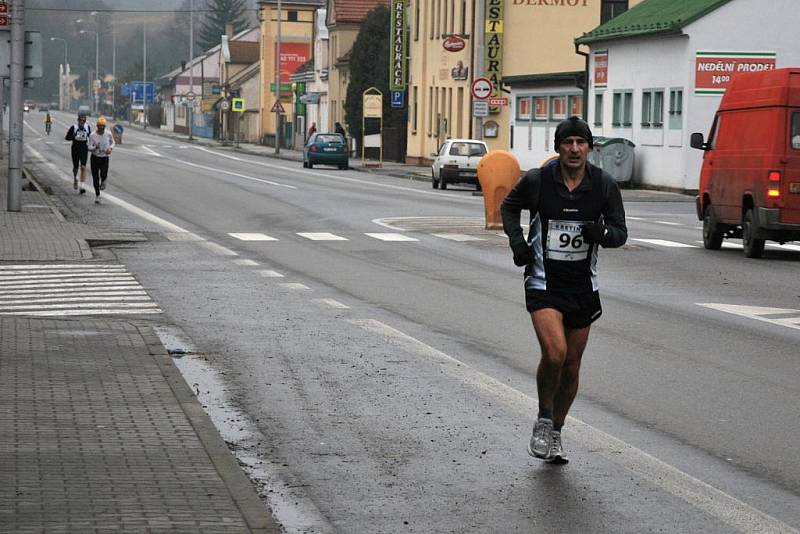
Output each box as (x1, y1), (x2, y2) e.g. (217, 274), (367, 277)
(231, 97), (245, 112)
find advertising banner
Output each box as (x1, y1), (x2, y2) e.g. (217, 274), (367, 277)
(276, 42), (311, 84)
(695, 51), (776, 95)
(593, 50), (608, 89)
(389, 0), (407, 92)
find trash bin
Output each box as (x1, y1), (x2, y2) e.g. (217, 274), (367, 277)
(588, 136), (635, 183)
(112, 123), (124, 145)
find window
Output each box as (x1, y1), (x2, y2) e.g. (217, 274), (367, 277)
(428, 86), (433, 134)
(429, 1), (434, 39)
(791, 112), (800, 150)
(287, 10), (298, 22)
(569, 95), (583, 118)
(450, 0), (455, 34)
(412, 86), (418, 132)
(461, 0), (467, 35)
(669, 88), (683, 129)
(450, 142), (486, 156)
(641, 89), (664, 128)
(601, 0), (628, 24)
(516, 96), (531, 120)
(612, 90), (632, 126)
(534, 97), (548, 120)
(594, 93), (603, 126)
(414, 0), (420, 41)
(550, 96), (567, 120)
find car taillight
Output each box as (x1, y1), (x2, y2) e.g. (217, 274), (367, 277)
(767, 170), (781, 198)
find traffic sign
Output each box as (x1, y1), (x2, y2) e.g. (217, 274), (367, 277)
(270, 100), (285, 113)
(471, 77), (492, 100)
(390, 90), (405, 108)
(488, 97), (508, 106)
(473, 100), (489, 117)
(231, 97), (245, 112)
(219, 99), (230, 112)
(186, 91), (196, 102)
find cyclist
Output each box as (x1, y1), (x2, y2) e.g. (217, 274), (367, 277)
(44, 112), (53, 135)
(65, 112), (92, 193)
(501, 116), (627, 464)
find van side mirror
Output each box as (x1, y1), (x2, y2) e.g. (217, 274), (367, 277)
(690, 132), (708, 150)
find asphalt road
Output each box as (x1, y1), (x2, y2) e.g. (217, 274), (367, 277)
(20, 111), (800, 533)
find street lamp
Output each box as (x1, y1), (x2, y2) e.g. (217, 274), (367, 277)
(77, 14), (100, 114)
(50, 37), (68, 110)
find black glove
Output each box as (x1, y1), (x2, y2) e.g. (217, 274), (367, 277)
(581, 222), (606, 245)
(511, 239), (533, 267)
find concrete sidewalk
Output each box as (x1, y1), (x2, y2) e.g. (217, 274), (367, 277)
(0, 167), (278, 531)
(122, 121), (432, 181)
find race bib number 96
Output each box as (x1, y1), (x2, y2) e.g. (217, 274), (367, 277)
(546, 220), (590, 261)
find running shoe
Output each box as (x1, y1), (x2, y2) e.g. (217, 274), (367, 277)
(546, 430), (568, 464)
(528, 417), (553, 459)
(94, 196), (101, 204)
(79, 187), (86, 195)
(73, 176), (78, 190)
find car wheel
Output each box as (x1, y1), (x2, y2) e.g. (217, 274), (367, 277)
(302, 160), (308, 168)
(307, 160), (313, 169)
(440, 174), (448, 190)
(742, 209), (765, 258)
(339, 164), (348, 170)
(702, 206), (723, 250)
(431, 169), (439, 189)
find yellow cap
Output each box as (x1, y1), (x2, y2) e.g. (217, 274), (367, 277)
(96, 116), (107, 126)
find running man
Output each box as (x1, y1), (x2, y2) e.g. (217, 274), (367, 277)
(87, 116), (115, 204)
(65, 112), (92, 193)
(501, 116), (627, 464)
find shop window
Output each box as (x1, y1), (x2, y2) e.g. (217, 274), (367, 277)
(612, 90), (632, 126)
(669, 88), (683, 130)
(642, 89), (664, 128)
(594, 93), (603, 126)
(569, 95), (583, 118)
(550, 96), (567, 120)
(516, 97), (531, 120)
(601, 0), (628, 24)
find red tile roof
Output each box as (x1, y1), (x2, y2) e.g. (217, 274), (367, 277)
(331, 0), (390, 24)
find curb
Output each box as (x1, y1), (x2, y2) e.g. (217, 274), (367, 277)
(21, 167), (67, 222)
(135, 321), (281, 534)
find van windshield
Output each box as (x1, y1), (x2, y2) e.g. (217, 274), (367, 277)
(792, 112), (800, 150)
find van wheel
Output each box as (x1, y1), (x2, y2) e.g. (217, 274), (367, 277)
(432, 169), (439, 189)
(702, 207), (723, 250)
(742, 209), (765, 258)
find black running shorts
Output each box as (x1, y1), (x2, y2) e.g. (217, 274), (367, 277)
(525, 289), (602, 329)
(71, 145), (88, 169)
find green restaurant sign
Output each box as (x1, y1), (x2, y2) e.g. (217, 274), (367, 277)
(389, 0), (407, 92)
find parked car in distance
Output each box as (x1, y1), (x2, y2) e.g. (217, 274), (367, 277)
(303, 133), (348, 169)
(39, 106), (48, 113)
(77, 105), (91, 117)
(691, 67), (800, 258)
(431, 139), (488, 190)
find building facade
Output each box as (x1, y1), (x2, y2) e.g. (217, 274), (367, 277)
(258, 0), (323, 146)
(578, 0), (800, 190)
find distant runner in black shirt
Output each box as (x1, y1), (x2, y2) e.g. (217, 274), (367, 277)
(65, 111), (91, 194)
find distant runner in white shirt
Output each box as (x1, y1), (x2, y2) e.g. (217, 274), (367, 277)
(87, 116), (115, 204)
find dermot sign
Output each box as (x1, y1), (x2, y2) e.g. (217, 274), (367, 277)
(695, 51), (776, 95)
(389, 0), (407, 92)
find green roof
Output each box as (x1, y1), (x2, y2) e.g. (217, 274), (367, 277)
(576, 0), (733, 45)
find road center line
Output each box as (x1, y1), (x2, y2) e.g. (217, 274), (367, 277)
(348, 318), (795, 534)
(174, 157), (296, 189)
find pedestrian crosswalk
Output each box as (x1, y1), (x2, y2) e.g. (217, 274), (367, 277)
(0, 264), (161, 317)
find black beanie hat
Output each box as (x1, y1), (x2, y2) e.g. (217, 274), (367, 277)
(554, 116), (593, 151)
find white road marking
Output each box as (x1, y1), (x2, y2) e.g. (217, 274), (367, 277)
(0, 277), (136, 287)
(632, 238), (698, 248)
(365, 233), (419, 242)
(140, 145), (162, 157)
(0, 302), (160, 311)
(0, 288), (143, 296)
(0, 308), (162, 317)
(229, 232), (278, 241)
(655, 220), (683, 226)
(278, 282), (310, 290)
(257, 270), (284, 278)
(349, 318), (796, 534)
(0, 273), (131, 281)
(432, 233), (485, 242)
(311, 298), (350, 309)
(165, 232), (205, 241)
(0, 296), (152, 305)
(0, 281), (142, 290)
(697, 303), (800, 331)
(297, 232), (348, 241)
(627, 216), (645, 221)
(0, 264), (125, 270)
(175, 157), (296, 189)
(197, 241), (239, 256)
(695, 241), (800, 252)
(233, 259), (260, 266)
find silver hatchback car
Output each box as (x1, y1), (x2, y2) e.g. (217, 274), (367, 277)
(431, 139), (488, 190)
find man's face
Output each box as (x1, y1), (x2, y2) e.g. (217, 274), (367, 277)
(558, 135), (590, 170)
(78, 117), (86, 126)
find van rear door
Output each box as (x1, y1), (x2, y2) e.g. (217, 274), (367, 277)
(785, 110), (800, 224)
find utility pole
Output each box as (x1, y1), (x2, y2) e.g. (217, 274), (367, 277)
(274, 0), (282, 154)
(112, 26), (116, 115)
(7, 0), (25, 211)
(143, 21), (147, 129)
(188, 0), (194, 140)
(474, 0), (485, 141)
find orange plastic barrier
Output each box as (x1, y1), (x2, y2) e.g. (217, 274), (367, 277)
(476, 150), (521, 230)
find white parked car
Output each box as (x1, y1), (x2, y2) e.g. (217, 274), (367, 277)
(431, 139), (488, 190)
